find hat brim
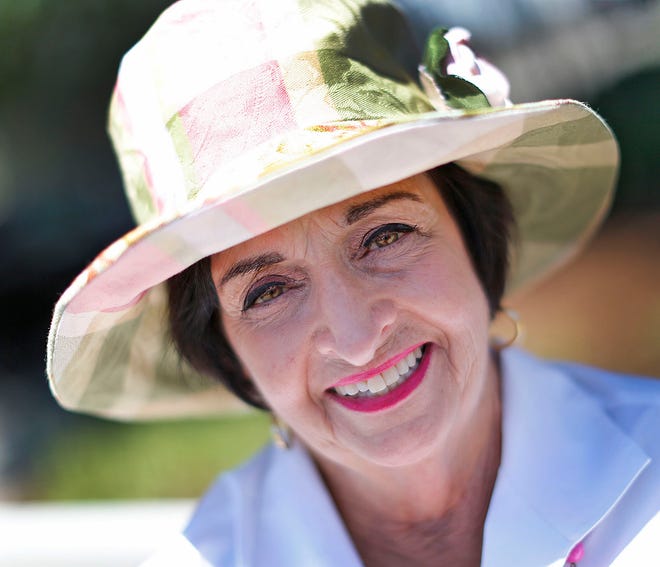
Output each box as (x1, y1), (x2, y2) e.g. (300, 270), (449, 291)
(48, 99), (618, 420)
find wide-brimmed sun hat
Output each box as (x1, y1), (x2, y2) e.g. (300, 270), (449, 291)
(47, 0), (618, 420)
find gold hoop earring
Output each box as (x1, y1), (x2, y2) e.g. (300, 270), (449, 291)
(489, 308), (521, 351)
(270, 414), (293, 450)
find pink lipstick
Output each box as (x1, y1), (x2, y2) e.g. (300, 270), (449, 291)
(331, 343), (425, 388)
(330, 344), (431, 413)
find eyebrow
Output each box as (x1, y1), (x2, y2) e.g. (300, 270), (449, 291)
(344, 191), (422, 225)
(219, 252), (285, 287)
(218, 192), (422, 287)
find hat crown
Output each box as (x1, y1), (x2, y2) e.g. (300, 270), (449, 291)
(109, 0), (433, 224)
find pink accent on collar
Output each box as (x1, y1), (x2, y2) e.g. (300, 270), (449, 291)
(567, 542), (584, 564)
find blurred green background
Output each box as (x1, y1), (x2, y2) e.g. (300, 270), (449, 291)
(0, 0), (658, 502)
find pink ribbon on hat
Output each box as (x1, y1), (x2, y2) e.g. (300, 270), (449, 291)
(443, 27), (512, 108)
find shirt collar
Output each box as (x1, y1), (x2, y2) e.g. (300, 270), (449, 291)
(483, 348), (650, 567)
(256, 442), (364, 566)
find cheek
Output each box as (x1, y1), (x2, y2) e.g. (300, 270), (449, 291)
(405, 253), (486, 320)
(223, 316), (312, 407)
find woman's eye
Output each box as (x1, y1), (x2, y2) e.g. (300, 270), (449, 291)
(363, 223), (415, 251)
(243, 282), (287, 310)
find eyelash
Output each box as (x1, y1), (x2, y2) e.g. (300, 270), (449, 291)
(360, 223), (416, 255)
(242, 223), (417, 310)
(243, 280), (296, 311)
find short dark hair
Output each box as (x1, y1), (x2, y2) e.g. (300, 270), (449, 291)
(428, 163), (514, 316)
(166, 163), (514, 409)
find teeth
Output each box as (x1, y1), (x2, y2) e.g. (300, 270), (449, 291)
(382, 366), (399, 386)
(366, 374), (387, 393)
(395, 359), (409, 374)
(344, 383), (359, 396)
(334, 346), (425, 399)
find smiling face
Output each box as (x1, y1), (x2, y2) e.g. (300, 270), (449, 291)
(211, 173), (497, 472)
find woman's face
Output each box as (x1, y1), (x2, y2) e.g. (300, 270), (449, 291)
(211, 173), (495, 470)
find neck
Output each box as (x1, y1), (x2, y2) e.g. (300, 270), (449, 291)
(312, 353), (502, 567)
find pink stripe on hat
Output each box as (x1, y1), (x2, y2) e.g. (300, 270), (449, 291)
(141, 154), (164, 214)
(112, 85), (165, 214)
(178, 60), (296, 188)
(67, 239), (185, 314)
(221, 198), (269, 235)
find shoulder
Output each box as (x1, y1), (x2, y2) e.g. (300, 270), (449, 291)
(182, 440), (346, 566)
(138, 443), (283, 567)
(505, 348), (660, 449)
(550, 356), (660, 407)
(183, 443), (282, 564)
(154, 440), (361, 567)
(549, 356), (660, 451)
(496, 349), (660, 565)
(505, 348), (660, 410)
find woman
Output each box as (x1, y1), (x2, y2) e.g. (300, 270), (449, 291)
(47, 0), (660, 565)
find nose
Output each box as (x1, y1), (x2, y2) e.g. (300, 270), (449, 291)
(312, 270), (396, 367)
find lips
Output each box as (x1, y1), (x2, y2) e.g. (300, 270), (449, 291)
(334, 347), (423, 398)
(329, 344), (431, 413)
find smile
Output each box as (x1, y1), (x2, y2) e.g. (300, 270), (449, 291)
(334, 347), (423, 398)
(329, 344), (431, 413)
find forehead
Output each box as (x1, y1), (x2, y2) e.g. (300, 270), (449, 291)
(318, 173), (435, 220)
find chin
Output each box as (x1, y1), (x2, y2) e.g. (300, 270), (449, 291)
(346, 412), (449, 469)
